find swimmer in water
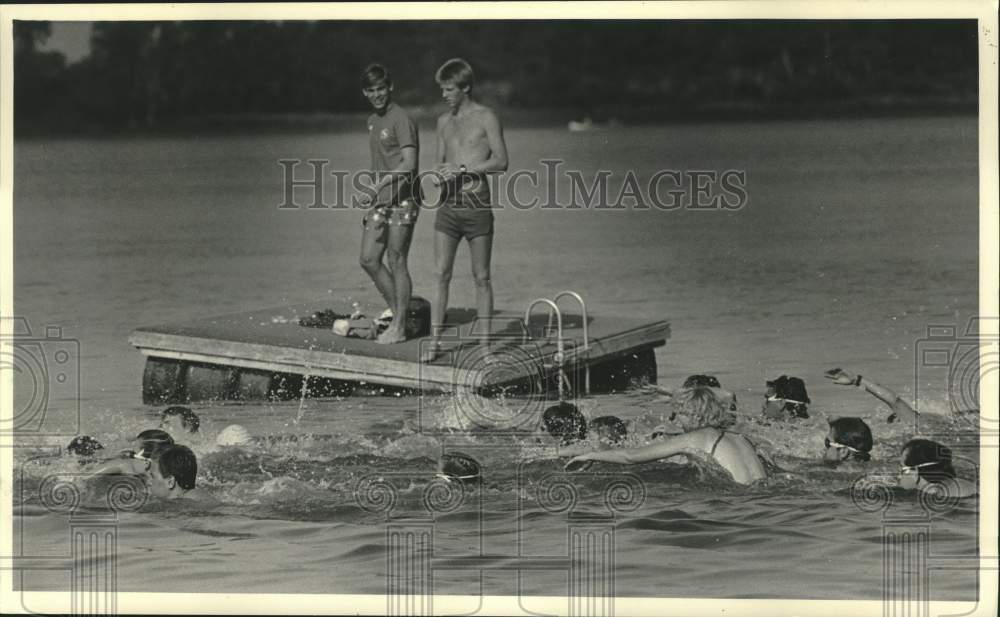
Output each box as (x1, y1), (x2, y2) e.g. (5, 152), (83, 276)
(898, 438), (977, 498)
(437, 452), (482, 483)
(159, 406), (200, 435)
(540, 402), (629, 459)
(566, 386), (768, 484)
(91, 429), (176, 476)
(644, 374), (737, 437)
(824, 368), (919, 423)
(822, 417), (873, 466)
(94, 444), (212, 501)
(761, 375), (811, 419)
(144, 445), (212, 500)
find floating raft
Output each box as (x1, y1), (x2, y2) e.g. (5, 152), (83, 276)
(129, 298), (670, 403)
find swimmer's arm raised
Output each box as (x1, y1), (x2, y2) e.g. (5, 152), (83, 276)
(826, 368), (918, 422)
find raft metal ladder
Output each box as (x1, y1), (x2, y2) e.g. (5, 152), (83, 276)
(523, 290), (590, 399)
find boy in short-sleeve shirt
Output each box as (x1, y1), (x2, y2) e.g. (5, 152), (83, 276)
(367, 103), (419, 210)
(358, 63), (420, 345)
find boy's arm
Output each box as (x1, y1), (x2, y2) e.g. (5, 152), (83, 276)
(368, 147), (418, 197)
(435, 114), (447, 165)
(466, 111), (508, 174)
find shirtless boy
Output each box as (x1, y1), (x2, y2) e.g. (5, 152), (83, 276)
(420, 58), (508, 362)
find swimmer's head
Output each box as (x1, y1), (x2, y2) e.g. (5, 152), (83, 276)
(147, 445), (197, 499)
(668, 386), (733, 431)
(589, 416), (628, 445)
(823, 417), (872, 465)
(683, 374), (722, 389)
(134, 429), (174, 459)
(899, 439), (955, 490)
(763, 376), (810, 419)
(438, 452), (481, 483)
(67, 435), (104, 458)
(216, 424), (252, 448)
(159, 406), (200, 434)
(542, 402), (588, 444)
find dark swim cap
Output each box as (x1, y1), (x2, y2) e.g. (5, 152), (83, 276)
(589, 415), (628, 444)
(438, 452), (481, 482)
(683, 374), (722, 389)
(542, 402), (587, 444)
(135, 429), (175, 458)
(67, 435), (104, 457)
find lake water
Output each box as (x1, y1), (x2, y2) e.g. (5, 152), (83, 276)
(10, 116), (981, 600)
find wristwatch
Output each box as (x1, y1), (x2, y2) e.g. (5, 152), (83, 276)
(459, 164), (467, 174)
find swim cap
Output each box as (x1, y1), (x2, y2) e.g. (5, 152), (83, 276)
(67, 435), (104, 457)
(589, 415), (628, 444)
(438, 452), (481, 482)
(683, 374), (722, 389)
(216, 424), (253, 447)
(542, 402), (587, 444)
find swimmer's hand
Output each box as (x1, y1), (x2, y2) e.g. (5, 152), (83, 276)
(824, 367), (857, 386)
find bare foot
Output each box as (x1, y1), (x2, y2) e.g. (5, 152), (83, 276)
(376, 326), (406, 345)
(419, 341), (443, 363)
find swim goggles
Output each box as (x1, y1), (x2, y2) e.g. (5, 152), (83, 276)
(129, 450), (154, 472)
(824, 438), (861, 453)
(434, 472), (479, 484)
(899, 461), (939, 475)
(767, 395), (808, 406)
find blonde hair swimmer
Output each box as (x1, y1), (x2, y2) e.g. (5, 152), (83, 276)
(216, 424), (253, 448)
(565, 386), (767, 485)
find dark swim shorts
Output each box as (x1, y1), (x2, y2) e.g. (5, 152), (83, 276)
(434, 202), (494, 240)
(434, 174), (494, 240)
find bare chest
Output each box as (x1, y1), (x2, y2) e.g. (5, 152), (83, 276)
(442, 116), (487, 148)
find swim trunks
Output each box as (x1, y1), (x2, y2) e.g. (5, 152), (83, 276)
(434, 173), (493, 241)
(362, 198), (420, 230)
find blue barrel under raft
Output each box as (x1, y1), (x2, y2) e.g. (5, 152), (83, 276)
(131, 298), (669, 404)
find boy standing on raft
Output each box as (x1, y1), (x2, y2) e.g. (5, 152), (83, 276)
(421, 58), (509, 362)
(357, 64), (420, 344)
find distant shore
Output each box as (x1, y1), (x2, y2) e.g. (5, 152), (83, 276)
(14, 95), (976, 139)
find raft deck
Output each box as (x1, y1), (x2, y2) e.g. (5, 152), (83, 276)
(129, 300), (670, 401)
